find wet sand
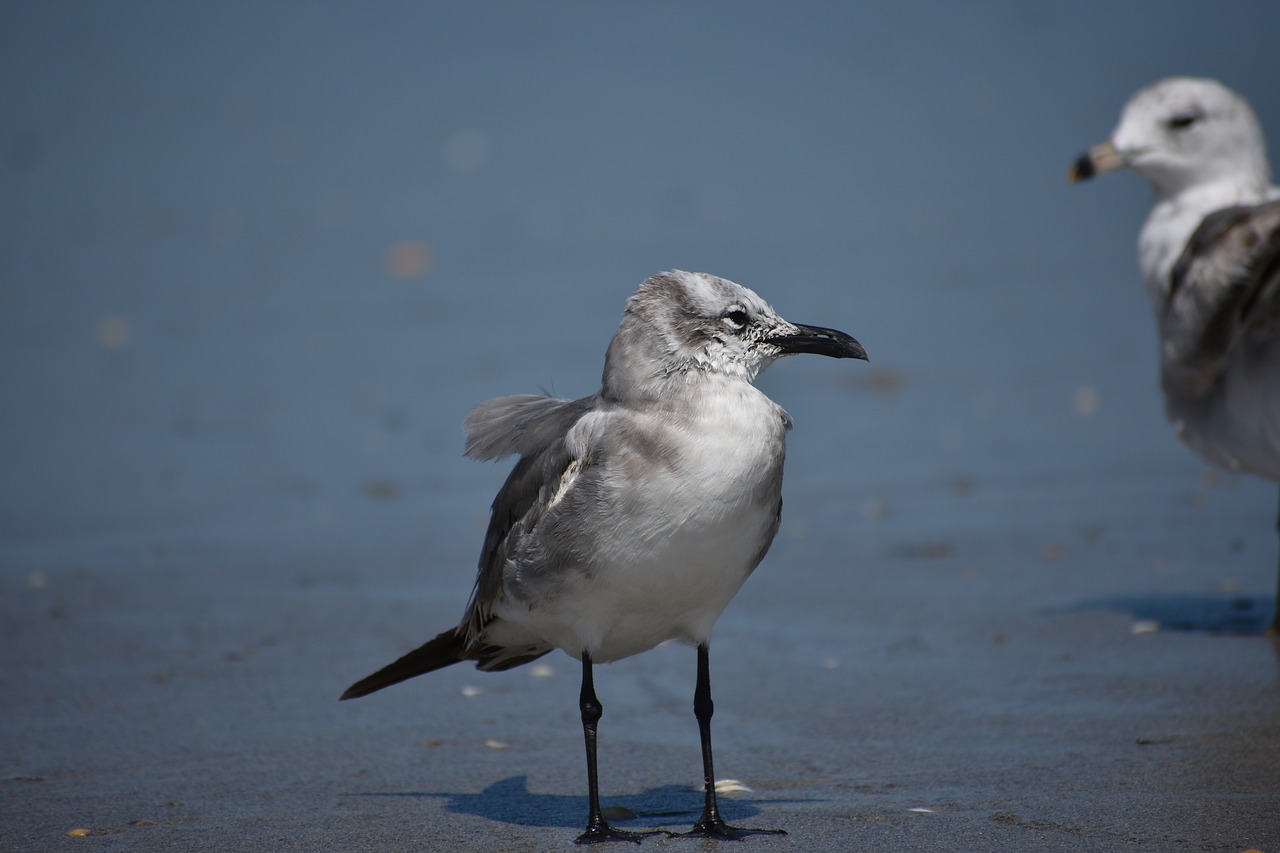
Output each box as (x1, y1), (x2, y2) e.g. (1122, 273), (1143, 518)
(4, 460), (1278, 852)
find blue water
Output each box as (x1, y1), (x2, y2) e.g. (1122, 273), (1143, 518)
(2, 1), (1278, 587)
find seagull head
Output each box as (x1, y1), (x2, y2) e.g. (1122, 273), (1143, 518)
(1069, 77), (1271, 200)
(602, 270), (866, 399)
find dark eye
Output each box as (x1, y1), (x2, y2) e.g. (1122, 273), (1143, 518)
(1166, 112), (1201, 131)
(722, 308), (749, 330)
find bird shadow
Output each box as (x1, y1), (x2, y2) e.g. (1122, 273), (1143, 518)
(352, 775), (790, 831)
(1054, 592), (1276, 634)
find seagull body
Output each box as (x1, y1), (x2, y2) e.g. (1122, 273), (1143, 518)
(462, 377), (787, 665)
(1071, 77), (1280, 629)
(342, 270), (867, 842)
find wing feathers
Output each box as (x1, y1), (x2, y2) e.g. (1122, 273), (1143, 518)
(339, 628), (466, 699)
(464, 395), (593, 460)
(1163, 199), (1280, 395)
(458, 395), (602, 644)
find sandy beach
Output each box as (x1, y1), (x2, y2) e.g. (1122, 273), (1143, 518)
(3, 3), (1279, 851)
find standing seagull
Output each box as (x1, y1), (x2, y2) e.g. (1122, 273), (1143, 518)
(1070, 77), (1280, 632)
(342, 270), (868, 843)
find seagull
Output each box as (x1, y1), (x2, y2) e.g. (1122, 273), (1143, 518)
(1070, 77), (1280, 632)
(341, 270), (868, 843)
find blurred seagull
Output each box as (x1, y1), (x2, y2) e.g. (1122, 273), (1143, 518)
(342, 270), (867, 843)
(1071, 77), (1280, 632)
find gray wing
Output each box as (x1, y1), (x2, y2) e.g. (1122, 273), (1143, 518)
(1163, 199), (1280, 396)
(464, 394), (594, 460)
(458, 394), (597, 652)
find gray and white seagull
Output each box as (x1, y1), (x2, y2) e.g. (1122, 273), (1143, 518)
(1070, 77), (1280, 632)
(342, 270), (867, 843)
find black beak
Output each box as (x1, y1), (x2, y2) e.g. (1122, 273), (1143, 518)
(769, 323), (868, 361)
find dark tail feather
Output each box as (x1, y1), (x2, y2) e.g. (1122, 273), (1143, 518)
(340, 628), (466, 700)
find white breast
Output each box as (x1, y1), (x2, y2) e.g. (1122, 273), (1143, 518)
(500, 379), (790, 663)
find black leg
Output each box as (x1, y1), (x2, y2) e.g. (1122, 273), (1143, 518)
(674, 644), (786, 840)
(575, 652), (663, 845)
(1270, 487), (1280, 635)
